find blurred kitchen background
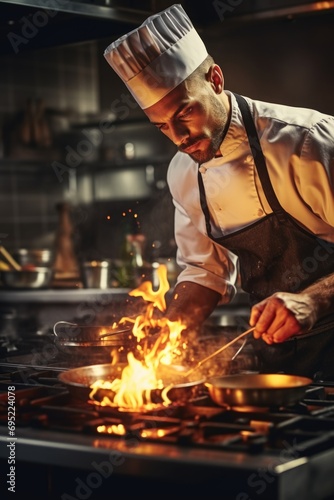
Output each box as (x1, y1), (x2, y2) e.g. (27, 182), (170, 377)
(0, 0), (333, 317)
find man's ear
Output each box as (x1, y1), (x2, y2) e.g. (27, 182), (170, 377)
(206, 64), (224, 94)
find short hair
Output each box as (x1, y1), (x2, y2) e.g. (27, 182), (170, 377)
(186, 54), (215, 87)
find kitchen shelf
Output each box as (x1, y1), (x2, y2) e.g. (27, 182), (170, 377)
(1, 0), (151, 23)
(0, 288), (251, 329)
(0, 288), (132, 303)
(0, 159), (56, 173)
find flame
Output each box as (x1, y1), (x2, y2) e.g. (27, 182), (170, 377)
(89, 264), (187, 411)
(90, 351), (170, 410)
(97, 424), (126, 435)
(129, 263), (169, 312)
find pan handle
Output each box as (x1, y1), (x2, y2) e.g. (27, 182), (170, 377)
(53, 320), (132, 340)
(53, 321), (80, 337)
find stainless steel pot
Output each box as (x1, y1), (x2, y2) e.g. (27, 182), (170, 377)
(81, 260), (111, 289)
(205, 373), (312, 408)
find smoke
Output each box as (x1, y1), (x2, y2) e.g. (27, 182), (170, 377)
(173, 326), (257, 379)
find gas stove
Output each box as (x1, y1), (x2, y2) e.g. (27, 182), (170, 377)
(1, 331), (334, 500)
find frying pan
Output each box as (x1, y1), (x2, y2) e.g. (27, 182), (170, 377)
(53, 320), (133, 342)
(205, 373), (312, 408)
(53, 321), (135, 358)
(58, 362), (206, 408)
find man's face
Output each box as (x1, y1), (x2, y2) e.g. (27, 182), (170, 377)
(145, 77), (229, 164)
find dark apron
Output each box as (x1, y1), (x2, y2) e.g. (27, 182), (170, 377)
(198, 92), (334, 380)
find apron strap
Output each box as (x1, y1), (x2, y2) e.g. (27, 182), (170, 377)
(233, 93), (287, 224)
(198, 92), (291, 237)
(198, 169), (214, 238)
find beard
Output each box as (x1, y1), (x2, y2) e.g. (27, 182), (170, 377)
(181, 96), (229, 164)
(187, 133), (223, 164)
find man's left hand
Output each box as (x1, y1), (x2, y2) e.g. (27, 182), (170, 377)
(249, 292), (318, 344)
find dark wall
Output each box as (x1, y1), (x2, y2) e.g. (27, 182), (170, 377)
(98, 10), (334, 117)
(204, 12), (334, 114)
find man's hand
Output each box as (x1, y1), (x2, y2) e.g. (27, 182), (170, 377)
(249, 292), (318, 344)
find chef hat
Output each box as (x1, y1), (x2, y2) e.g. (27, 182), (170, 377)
(104, 4), (208, 109)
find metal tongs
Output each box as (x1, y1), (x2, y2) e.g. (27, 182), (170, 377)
(179, 326), (256, 379)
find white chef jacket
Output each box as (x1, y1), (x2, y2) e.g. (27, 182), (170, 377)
(167, 91), (334, 304)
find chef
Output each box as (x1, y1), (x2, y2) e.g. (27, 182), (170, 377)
(104, 4), (334, 380)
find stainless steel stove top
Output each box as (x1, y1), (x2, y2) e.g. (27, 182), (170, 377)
(1, 332), (334, 499)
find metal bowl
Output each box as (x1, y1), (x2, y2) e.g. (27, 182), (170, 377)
(12, 248), (54, 267)
(0, 267), (53, 289)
